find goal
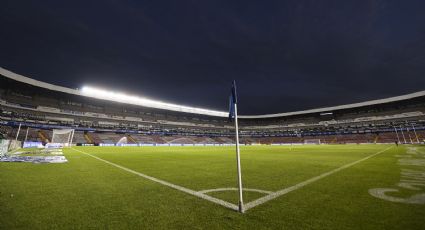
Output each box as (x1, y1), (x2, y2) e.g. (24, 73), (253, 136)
(304, 139), (321, 145)
(48, 129), (75, 148)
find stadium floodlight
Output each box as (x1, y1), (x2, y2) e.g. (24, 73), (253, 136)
(80, 86), (228, 117)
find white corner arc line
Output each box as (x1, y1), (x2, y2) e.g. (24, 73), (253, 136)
(71, 148), (238, 211)
(199, 188), (273, 194)
(244, 146), (394, 211)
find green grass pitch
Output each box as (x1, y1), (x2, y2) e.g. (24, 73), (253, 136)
(1, 144), (424, 229)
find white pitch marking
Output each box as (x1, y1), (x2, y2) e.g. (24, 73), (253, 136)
(244, 146), (394, 211)
(199, 187), (273, 194)
(71, 148), (239, 211)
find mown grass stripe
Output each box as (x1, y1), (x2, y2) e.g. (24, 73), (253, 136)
(72, 148), (239, 211)
(244, 146), (394, 211)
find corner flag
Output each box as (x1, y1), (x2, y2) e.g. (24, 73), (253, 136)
(229, 80), (244, 213)
(228, 81), (237, 120)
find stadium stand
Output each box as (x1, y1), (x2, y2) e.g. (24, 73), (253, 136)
(1, 67), (424, 145)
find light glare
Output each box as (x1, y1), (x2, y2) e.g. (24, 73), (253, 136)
(80, 86), (227, 117)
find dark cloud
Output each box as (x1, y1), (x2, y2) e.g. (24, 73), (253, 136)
(1, 0), (425, 114)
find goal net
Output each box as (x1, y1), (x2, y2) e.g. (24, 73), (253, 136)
(304, 139), (321, 145)
(48, 129), (75, 148)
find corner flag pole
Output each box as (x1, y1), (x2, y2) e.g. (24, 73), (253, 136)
(394, 126), (400, 144)
(234, 101), (244, 213)
(400, 125), (407, 144)
(411, 123), (420, 144)
(15, 123), (21, 141)
(24, 127), (29, 142)
(229, 80), (244, 213)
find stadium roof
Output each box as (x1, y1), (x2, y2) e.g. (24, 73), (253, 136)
(241, 90), (425, 118)
(1, 67), (424, 118)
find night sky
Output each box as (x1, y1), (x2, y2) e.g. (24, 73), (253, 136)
(1, 0), (425, 115)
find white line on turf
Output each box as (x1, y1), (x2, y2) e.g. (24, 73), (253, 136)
(71, 148), (239, 211)
(199, 188), (273, 194)
(244, 146), (394, 211)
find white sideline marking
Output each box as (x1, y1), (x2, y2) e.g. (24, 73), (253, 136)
(244, 146), (394, 211)
(71, 148), (239, 211)
(199, 187), (273, 194)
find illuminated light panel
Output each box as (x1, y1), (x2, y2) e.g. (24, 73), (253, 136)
(80, 86), (228, 117)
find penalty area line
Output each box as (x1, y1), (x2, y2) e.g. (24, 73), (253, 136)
(71, 148), (239, 211)
(244, 146), (394, 211)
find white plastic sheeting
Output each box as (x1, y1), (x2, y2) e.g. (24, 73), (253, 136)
(0, 155), (67, 163)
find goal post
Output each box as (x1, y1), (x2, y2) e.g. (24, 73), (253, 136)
(49, 129), (75, 148)
(304, 139), (321, 145)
